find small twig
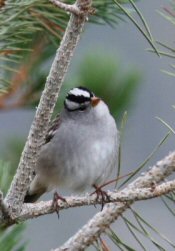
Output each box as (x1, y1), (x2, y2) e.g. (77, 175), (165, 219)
(50, 0), (95, 16)
(49, 0), (81, 15)
(96, 172), (133, 190)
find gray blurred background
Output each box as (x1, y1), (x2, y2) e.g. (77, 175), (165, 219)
(1, 0), (175, 250)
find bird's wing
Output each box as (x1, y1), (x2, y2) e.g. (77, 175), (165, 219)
(45, 113), (61, 143)
(25, 115), (61, 203)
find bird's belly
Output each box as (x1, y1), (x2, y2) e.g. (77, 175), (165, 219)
(37, 131), (117, 192)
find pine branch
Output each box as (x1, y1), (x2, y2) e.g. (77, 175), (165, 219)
(1, 151), (175, 228)
(4, 0), (92, 217)
(50, 0), (84, 15)
(7, 177), (175, 225)
(55, 151), (175, 250)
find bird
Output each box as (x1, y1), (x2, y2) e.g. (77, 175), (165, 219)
(24, 86), (119, 203)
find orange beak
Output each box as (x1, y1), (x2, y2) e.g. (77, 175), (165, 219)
(91, 97), (101, 107)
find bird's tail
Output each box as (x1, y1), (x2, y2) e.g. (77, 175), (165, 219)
(24, 175), (47, 203)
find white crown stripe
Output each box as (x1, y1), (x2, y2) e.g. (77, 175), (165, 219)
(65, 99), (80, 109)
(69, 88), (90, 98)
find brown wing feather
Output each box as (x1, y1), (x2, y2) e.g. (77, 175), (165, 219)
(24, 114), (61, 203)
(45, 113), (61, 143)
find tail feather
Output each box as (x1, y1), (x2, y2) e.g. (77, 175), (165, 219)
(24, 188), (46, 203)
(24, 175), (47, 203)
(24, 193), (40, 203)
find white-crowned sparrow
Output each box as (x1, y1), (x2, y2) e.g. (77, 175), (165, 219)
(24, 86), (119, 202)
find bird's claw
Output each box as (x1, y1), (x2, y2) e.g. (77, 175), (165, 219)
(91, 184), (111, 210)
(52, 191), (67, 218)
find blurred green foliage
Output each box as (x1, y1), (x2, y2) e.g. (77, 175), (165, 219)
(55, 52), (141, 119)
(2, 139), (25, 176)
(0, 159), (26, 251)
(0, 222), (26, 251)
(0, 160), (13, 194)
(76, 53), (140, 118)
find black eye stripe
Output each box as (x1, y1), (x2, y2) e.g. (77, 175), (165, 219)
(64, 87), (95, 112)
(66, 94), (91, 104)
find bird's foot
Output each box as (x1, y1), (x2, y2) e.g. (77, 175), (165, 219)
(91, 184), (111, 210)
(52, 191), (67, 218)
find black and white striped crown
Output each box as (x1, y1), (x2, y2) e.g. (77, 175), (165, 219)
(64, 86), (94, 111)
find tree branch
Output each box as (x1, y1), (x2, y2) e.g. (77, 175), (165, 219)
(4, 0), (92, 217)
(12, 178), (175, 224)
(50, 0), (95, 16)
(1, 151), (175, 229)
(49, 0), (82, 15)
(55, 151), (175, 250)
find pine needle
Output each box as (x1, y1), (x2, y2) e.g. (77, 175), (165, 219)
(113, 0), (160, 57)
(122, 216), (147, 251)
(107, 227), (136, 251)
(161, 196), (175, 217)
(131, 207), (175, 249)
(119, 132), (170, 188)
(128, 0), (153, 40)
(116, 111), (128, 186)
(156, 117), (175, 134)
